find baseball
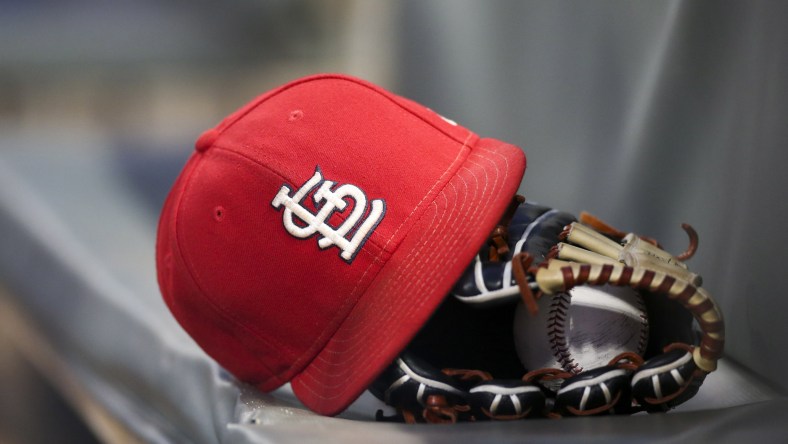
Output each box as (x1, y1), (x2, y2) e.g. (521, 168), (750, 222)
(513, 284), (648, 378)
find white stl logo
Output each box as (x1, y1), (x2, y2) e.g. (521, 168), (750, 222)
(271, 166), (386, 263)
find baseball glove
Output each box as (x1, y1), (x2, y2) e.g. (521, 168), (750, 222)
(369, 196), (724, 423)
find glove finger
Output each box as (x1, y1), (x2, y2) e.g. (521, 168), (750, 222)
(554, 366), (633, 416)
(368, 352), (467, 412)
(631, 347), (705, 411)
(452, 202), (575, 307)
(467, 379), (546, 420)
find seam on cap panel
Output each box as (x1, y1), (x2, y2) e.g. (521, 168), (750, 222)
(299, 155), (500, 403)
(302, 150), (514, 407)
(312, 157), (485, 364)
(173, 151), (294, 387)
(208, 145), (386, 257)
(325, 145), (509, 388)
(286, 131), (476, 382)
(322, 148), (505, 359)
(299, 135), (477, 370)
(316, 133), (479, 347)
(211, 74), (477, 256)
(302, 158), (505, 408)
(218, 74), (472, 147)
(378, 132), (475, 257)
(202, 146), (383, 380)
(330, 147), (508, 352)
(184, 145), (386, 384)
(297, 161), (476, 398)
(298, 188), (455, 401)
(190, 73), (481, 390)
(297, 143), (511, 403)
(176, 152), (293, 357)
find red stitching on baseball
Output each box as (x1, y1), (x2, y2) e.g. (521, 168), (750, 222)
(548, 293), (582, 374)
(636, 293), (649, 356)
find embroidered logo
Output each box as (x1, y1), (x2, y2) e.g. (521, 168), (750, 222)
(271, 166), (386, 263)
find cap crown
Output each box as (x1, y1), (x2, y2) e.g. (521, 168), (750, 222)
(156, 74), (526, 414)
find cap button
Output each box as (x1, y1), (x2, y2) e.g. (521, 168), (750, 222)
(195, 128), (219, 152)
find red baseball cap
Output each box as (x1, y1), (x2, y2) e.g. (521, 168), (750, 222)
(156, 74), (526, 415)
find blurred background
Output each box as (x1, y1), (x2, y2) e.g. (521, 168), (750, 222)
(1, 0), (787, 442)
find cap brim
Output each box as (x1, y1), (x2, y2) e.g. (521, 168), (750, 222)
(289, 137), (526, 415)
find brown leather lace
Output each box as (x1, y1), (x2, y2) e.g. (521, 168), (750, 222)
(423, 395), (463, 424)
(677, 223), (699, 260)
(488, 195), (526, 261)
(512, 252), (542, 316)
(442, 368), (493, 382)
